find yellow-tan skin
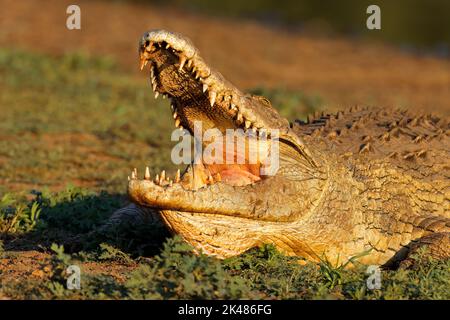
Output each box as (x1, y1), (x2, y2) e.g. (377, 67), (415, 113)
(118, 30), (450, 268)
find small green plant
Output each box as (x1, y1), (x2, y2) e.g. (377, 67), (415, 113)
(125, 236), (252, 299)
(317, 249), (371, 289)
(0, 194), (42, 234)
(98, 243), (133, 264)
(48, 243), (73, 281)
(42, 243), (75, 298)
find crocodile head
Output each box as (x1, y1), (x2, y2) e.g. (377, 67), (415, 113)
(129, 30), (328, 258)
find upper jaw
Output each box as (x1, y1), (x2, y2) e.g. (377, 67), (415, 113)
(138, 29), (291, 136)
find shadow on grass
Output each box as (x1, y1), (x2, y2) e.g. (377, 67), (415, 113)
(0, 187), (170, 259)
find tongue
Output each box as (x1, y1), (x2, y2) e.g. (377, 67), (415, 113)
(218, 168), (261, 186)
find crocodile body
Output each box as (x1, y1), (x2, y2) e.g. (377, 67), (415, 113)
(118, 30), (450, 267)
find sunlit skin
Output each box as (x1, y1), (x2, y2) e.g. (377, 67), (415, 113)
(119, 30), (450, 268)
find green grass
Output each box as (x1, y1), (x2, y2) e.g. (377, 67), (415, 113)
(0, 48), (448, 300)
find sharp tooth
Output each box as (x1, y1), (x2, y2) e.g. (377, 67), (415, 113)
(166, 43), (171, 49)
(187, 59), (193, 68)
(155, 174), (159, 184)
(203, 84), (208, 93)
(179, 126), (184, 131)
(237, 112), (243, 122)
(152, 82), (157, 92)
(258, 129), (266, 137)
(175, 118), (180, 127)
(171, 104), (176, 111)
(209, 91), (217, 106)
(146, 41), (154, 52)
(173, 111), (178, 119)
(127, 176), (130, 181)
(179, 55), (187, 71)
(230, 103), (237, 110)
(162, 94), (166, 99)
(144, 166), (151, 180)
(160, 170), (166, 181)
(245, 120), (251, 129)
(140, 58), (148, 71)
(215, 172), (221, 182)
(154, 91), (159, 99)
(175, 169), (180, 182)
(169, 180), (173, 187)
(150, 66), (154, 78)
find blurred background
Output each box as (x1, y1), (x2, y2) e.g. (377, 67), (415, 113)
(0, 0), (449, 193)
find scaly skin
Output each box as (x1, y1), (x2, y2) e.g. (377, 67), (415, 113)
(117, 30), (450, 267)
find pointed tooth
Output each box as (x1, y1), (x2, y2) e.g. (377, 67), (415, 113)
(175, 169), (181, 183)
(203, 84), (208, 93)
(154, 91), (159, 99)
(127, 175), (130, 181)
(258, 129), (266, 137)
(155, 174), (159, 184)
(187, 59), (193, 68)
(161, 170), (166, 181)
(146, 41), (155, 52)
(166, 43), (171, 49)
(215, 172), (221, 182)
(139, 58), (148, 71)
(162, 94), (166, 99)
(144, 167), (151, 180)
(245, 120), (251, 129)
(173, 111), (178, 119)
(169, 180), (173, 187)
(171, 104), (176, 111)
(179, 55), (187, 71)
(209, 91), (217, 106)
(175, 118), (180, 127)
(152, 82), (157, 92)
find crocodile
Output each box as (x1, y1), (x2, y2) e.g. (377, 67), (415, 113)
(115, 29), (450, 268)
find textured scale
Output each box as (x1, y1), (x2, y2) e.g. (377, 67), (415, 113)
(117, 30), (450, 268)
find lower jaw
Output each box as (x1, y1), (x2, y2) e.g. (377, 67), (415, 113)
(158, 209), (266, 258)
(158, 208), (315, 259)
